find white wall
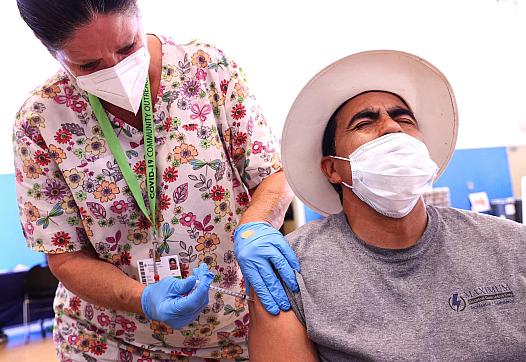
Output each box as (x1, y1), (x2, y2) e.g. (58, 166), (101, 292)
(2, 0), (526, 174)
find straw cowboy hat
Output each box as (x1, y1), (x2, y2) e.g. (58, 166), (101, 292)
(281, 50), (458, 216)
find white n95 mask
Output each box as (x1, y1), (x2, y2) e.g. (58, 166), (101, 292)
(74, 46), (150, 114)
(331, 133), (439, 218)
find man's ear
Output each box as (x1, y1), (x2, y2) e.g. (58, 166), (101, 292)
(320, 156), (343, 185)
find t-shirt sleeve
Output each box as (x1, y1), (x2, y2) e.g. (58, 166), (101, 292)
(13, 100), (89, 254)
(220, 52), (282, 190)
(282, 270), (307, 327)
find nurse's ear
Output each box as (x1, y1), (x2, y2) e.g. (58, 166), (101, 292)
(320, 156), (343, 185)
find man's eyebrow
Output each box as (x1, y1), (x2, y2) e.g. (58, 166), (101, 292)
(349, 108), (379, 125)
(387, 106), (416, 120)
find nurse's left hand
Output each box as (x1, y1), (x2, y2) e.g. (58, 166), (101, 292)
(234, 222), (300, 315)
(141, 263), (214, 329)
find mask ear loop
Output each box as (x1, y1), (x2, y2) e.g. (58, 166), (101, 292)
(330, 155), (350, 162)
(341, 181), (353, 189)
(55, 55), (77, 81)
(329, 156), (354, 189)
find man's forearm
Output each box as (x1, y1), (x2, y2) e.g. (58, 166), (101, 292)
(48, 246), (145, 315)
(240, 170), (294, 229)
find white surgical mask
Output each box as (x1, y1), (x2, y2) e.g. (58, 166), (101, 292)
(331, 133), (438, 218)
(68, 46), (150, 114)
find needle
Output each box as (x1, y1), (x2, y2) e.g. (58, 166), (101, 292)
(195, 279), (253, 302)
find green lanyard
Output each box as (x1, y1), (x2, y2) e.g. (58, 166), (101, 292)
(87, 79), (157, 238)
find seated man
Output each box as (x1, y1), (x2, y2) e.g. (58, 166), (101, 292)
(245, 50), (526, 361)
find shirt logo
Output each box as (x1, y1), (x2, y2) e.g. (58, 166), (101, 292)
(449, 283), (515, 312)
(449, 293), (466, 312)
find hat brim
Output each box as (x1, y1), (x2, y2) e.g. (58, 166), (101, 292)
(281, 50), (458, 216)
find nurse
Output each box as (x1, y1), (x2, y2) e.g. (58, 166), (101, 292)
(14, 0), (299, 360)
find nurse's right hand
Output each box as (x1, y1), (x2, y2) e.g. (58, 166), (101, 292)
(141, 263), (214, 329)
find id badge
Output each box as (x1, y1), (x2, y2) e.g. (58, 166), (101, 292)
(137, 255), (182, 285)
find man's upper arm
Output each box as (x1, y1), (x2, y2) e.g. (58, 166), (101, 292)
(248, 290), (319, 362)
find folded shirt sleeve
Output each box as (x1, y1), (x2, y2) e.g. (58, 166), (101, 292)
(219, 51), (283, 190)
(13, 100), (89, 254)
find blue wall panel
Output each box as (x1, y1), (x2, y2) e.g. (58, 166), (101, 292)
(0, 174), (45, 271)
(304, 206), (323, 222)
(434, 147), (513, 210)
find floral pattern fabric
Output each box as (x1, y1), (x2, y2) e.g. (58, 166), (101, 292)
(13, 35), (281, 361)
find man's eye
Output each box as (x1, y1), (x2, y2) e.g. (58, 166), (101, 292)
(354, 121), (372, 129)
(79, 62), (98, 71)
(397, 117), (415, 124)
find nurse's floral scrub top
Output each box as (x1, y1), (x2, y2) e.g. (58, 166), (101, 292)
(13, 35), (281, 361)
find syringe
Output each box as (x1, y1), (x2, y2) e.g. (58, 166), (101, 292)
(195, 279), (253, 302)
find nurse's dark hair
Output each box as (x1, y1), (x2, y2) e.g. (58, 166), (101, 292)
(16, 0), (139, 50)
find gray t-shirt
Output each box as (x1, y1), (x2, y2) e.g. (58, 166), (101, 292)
(285, 205), (526, 361)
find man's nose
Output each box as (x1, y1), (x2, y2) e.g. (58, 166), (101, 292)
(377, 113), (403, 136)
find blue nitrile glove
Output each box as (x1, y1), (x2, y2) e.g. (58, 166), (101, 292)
(141, 263), (214, 329)
(234, 222), (300, 315)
